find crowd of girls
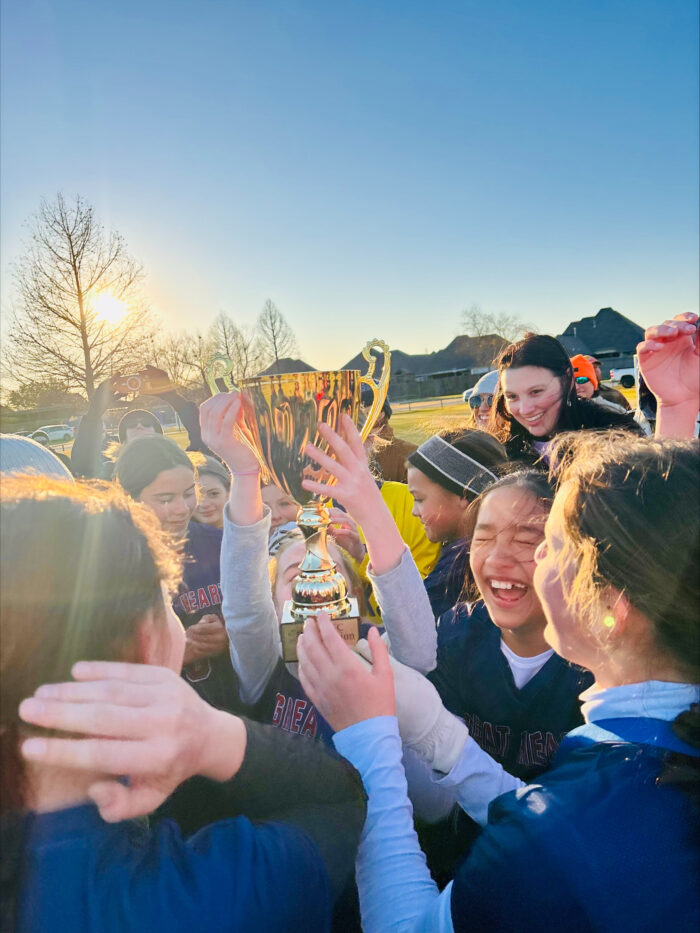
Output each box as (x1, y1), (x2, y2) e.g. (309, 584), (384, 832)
(1, 312), (698, 933)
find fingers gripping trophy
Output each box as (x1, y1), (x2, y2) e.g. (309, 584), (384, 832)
(206, 341), (391, 661)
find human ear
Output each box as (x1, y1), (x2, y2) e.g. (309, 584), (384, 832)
(601, 589), (631, 638)
(134, 609), (170, 666)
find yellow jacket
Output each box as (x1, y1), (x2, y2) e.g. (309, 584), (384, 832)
(349, 481), (441, 615)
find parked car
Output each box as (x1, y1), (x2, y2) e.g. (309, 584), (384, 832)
(31, 424), (74, 445)
(609, 367), (636, 389)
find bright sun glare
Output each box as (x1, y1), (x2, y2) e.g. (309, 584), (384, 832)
(92, 293), (128, 324)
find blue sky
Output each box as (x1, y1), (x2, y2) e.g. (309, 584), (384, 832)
(1, 0), (698, 368)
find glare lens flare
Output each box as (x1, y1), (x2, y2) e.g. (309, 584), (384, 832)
(92, 293), (127, 324)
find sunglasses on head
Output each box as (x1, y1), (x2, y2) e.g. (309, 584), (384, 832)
(575, 376), (591, 385)
(468, 393), (494, 409)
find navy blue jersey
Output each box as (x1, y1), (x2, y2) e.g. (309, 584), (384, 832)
(18, 799), (331, 933)
(252, 622), (383, 748)
(429, 602), (593, 780)
(451, 723), (700, 933)
(422, 538), (469, 620)
(174, 522), (242, 714)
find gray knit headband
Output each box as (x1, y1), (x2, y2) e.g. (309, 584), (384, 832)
(408, 435), (498, 499)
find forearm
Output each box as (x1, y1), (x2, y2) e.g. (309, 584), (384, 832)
(221, 505), (281, 704)
(70, 405), (106, 477)
(359, 496), (408, 576)
(655, 401), (699, 438)
(333, 717), (445, 933)
(431, 736), (524, 826)
(161, 391), (211, 453)
(368, 548), (437, 673)
(158, 717), (366, 899)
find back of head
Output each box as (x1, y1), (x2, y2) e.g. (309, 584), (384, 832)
(115, 435), (194, 499)
(0, 435), (73, 480)
(0, 475), (182, 814)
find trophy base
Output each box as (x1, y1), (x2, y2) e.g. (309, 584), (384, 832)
(280, 598), (360, 663)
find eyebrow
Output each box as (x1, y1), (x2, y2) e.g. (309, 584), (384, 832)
(474, 521), (542, 533)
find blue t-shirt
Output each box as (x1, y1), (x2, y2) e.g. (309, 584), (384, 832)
(450, 724), (700, 933)
(19, 801), (332, 933)
(175, 522), (242, 714)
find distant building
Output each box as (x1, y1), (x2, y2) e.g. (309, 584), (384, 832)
(557, 308), (644, 376)
(256, 357), (317, 376)
(342, 334), (507, 401)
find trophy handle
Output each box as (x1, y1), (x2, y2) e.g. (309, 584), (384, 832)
(358, 339), (392, 443)
(204, 354), (272, 484)
(205, 354), (238, 395)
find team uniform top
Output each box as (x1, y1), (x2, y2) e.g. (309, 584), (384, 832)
(332, 681), (700, 933)
(174, 521), (242, 714)
(422, 538), (469, 621)
(429, 602), (594, 780)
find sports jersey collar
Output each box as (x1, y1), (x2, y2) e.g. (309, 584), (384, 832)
(580, 681), (700, 725)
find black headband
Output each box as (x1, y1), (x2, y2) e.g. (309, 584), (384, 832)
(407, 435), (498, 499)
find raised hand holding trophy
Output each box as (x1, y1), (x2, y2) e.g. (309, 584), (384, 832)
(206, 340), (391, 661)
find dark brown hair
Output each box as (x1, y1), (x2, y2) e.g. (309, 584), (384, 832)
(0, 476), (183, 816)
(553, 433), (700, 783)
(553, 433), (699, 683)
(489, 333), (578, 443)
(115, 435), (195, 500)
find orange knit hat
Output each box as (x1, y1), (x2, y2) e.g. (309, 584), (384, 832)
(570, 354), (598, 388)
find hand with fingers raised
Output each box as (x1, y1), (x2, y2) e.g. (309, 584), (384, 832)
(302, 415), (406, 575)
(199, 392), (260, 474)
(301, 415), (384, 523)
(637, 312), (699, 410)
(297, 613), (396, 732)
(18, 662), (247, 822)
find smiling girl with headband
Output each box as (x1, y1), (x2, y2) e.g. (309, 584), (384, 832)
(405, 430), (508, 619)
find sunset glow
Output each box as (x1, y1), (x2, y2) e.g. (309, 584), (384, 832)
(92, 292), (127, 324)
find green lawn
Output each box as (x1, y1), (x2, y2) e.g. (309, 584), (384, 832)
(391, 406), (471, 444)
(57, 386), (639, 456)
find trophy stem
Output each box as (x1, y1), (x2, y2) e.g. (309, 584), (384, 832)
(289, 501), (352, 621)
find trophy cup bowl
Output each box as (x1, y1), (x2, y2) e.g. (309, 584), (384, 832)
(206, 340), (391, 661)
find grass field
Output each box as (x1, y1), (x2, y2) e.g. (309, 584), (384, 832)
(45, 384), (639, 455)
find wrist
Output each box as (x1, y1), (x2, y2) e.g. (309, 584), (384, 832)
(199, 709), (248, 781)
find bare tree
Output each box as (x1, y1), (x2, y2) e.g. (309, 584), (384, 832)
(459, 302), (531, 344)
(256, 299), (297, 366)
(208, 312), (263, 382)
(153, 329), (217, 392)
(4, 194), (152, 399)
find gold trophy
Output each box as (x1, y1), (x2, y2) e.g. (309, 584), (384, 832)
(206, 340), (391, 661)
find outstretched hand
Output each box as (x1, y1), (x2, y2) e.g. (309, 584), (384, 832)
(637, 312), (699, 409)
(301, 415), (383, 524)
(18, 662), (246, 822)
(199, 391), (260, 473)
(297, 615), (396, 732)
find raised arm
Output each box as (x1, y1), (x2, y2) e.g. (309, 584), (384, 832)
(637, 312), (699, 438)
(303, 416), (438, 671)
(200, 392), (280, 703)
